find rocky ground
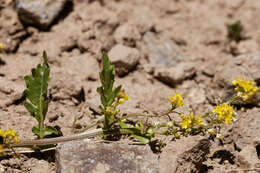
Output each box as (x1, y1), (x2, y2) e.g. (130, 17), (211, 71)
(0, 0), (260, 172)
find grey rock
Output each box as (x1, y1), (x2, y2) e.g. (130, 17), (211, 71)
(108, 44), (140, 76)
(142, 32), (190, 86)
(159, 136), (210, 173)
(15, 0), (68, 30)
(56, 140), (158, 173)
(143, 32), (184, 68)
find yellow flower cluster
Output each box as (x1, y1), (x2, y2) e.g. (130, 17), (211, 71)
(168, 92), (184, 108)
(212, 103), (234, 124)
(0, 129), (20, 156)
(117, 90), (130, 104)
(232, 78), (258, 103)
(105, 106), (120, 116)
(104, 89), (129, 116)
(179, 112), (203, 129)
(0, 42), (4, 52)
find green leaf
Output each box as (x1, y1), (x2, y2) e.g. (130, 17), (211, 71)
(32, 126), (41, 138)
(132, 135), (150, 144)
(24, 51), (54, 139)
(43, 126), (58, 136)
(119, 122), (153, 144)
(119, 121), (134, 129)
(32, 126), (58, 139)
(97, 53), (121, 110)
(24, 101), (39, 121)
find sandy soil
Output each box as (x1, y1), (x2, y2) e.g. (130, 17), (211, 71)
(0, 0), (260, 172)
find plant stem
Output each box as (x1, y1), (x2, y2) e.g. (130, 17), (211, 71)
(79, 117), (104, 132)
(119, 108), (176, 121)
(10, 128), (102, 147)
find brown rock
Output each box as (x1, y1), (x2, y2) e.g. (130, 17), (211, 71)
(108, 44), (140, 76)
(114, 24), (141, 47)
(215, 52), (260, 86)
(238, 145), (260, 169)
(159, 136), (210, 173)
(0, 8), (27, 52)
(0, 78), (24, 108)
(56, 140), (158, 173)
(154, 62), (196, 87)
(31, 160), (50, 173)
(214, 58), (252, 88)
(236, 52), (260, 83)
(214, 52), (260, 104)
(231, 108), (260, 150)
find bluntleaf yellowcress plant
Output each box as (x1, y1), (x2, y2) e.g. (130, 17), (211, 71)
(0, 51), (258, 156)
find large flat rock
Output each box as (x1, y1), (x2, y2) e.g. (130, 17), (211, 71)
(56, 140), (159, 173)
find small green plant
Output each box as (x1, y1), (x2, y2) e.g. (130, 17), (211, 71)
(97, 53), (122, 130)
(227, 20), (243, 42)
(23, 51), (58, 139)
(97, 53), (153, 143)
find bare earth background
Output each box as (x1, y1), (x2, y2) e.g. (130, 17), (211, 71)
(0, 0), (260, 172)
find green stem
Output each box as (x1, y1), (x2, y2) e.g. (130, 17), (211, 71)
(227, 94), (240, 105)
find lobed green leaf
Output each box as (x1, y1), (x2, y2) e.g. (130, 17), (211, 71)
(24, 51), (57, 139)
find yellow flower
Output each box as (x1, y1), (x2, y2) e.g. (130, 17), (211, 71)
(0, 129), (20, 145)
(14, 136), (20, 144)
(105, 106), (119, 116)
(232, 78), (258, 103)
(0, 129), (6, 138)
(168, 92), (184, 108)
(194, 114), (203, 127)
(0, 42), (4, 52)
(0, 129), (20, 157)
(212, 103), (234, 124)
(118, 98), (125, 104)
(5, 129), (19, 144)
(117, 90), (130, 104)
(179, 112), (203, 129)
(179, 114), (192, 129)
(6, 129), (16, 137)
